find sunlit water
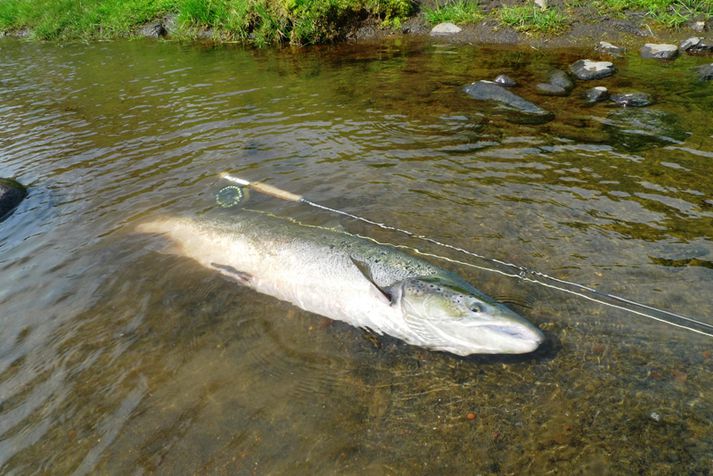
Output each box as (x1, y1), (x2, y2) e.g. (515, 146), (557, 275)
(1, 38), (712, 474)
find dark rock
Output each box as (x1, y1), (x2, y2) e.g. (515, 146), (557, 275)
(570, 59), (615, 80)
(697, 64), (713, 80)
(463, 80), (553, 123)
(640, 43), (679, 60)
(494, 74), (517, 87)
(584, 86), (609, 104)
(536, 83), (568, 96)
(603, 109), (688, 151)
(430, 22), (461, 36)
(611, 92), (654, 107)
(596, 41), (625, 57)
(0, 178), (27, 221)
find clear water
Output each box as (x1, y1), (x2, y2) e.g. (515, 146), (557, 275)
(1, 38), (712, 474)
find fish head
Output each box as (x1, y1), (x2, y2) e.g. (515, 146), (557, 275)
(392, 275), (544, 355)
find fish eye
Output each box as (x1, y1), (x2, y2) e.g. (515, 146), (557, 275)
(469, 303), (482, 313)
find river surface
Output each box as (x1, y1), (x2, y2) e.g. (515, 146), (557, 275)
(1, 38), (712, 474)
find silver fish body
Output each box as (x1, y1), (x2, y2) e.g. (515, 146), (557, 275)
(138, 212), (544, 355)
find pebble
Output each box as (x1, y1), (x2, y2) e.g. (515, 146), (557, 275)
(640, 43), (679, 60)
(494, 74), (517, 87)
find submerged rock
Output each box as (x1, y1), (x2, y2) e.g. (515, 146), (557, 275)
(570, 59), (615, 80)
(697, 64), (713, 80)
(536, 70), (573, 96)
(584, 86), (609, 104)
(494, 74), (517, 87)
(463, 80), (553, 123)
(611, 92), (654, 107)
(602, 108), (688, 151)
(430, 23), (461, 36)
(549, 70), (574, 91)
(536, 83), (568, 96)
(640, 43), (679, 60)
(0, 178), (27, 221)
(596, 41), (625, 57)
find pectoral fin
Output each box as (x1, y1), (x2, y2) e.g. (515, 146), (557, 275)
(210, 262), (252, 285)
(350, 257), (395, 306)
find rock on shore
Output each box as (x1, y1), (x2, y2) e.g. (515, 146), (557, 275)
(430, 23), (461, 36)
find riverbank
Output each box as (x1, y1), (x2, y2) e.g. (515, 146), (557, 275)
(0, 0), (710, 47)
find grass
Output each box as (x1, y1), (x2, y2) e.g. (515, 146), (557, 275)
(423, 0), (483, 25)
(0, 0), (413, 45)
(498, 5), (568, 33)
(0, 0), (710, 44)
(594, 0), (712, 27)
(0, 0), (177, 40)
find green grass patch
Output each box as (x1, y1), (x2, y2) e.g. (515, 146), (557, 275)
(594, 0), (712, 27)
(0, 0), (177, 40)
(423, 1), (483, 25)
(0, 0), (413, 45)
(498, 5), (568, 33)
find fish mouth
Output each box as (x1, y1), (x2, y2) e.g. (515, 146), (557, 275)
(481, 324), (544, 354)
(415, 319), (545, 355)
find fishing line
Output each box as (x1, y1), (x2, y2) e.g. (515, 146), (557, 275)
(220, 173), (713, 338)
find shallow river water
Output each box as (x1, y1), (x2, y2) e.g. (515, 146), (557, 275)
(1, 38), (712, 474)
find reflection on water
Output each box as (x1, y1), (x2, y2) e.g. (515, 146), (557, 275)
(0, 38), (712, 474)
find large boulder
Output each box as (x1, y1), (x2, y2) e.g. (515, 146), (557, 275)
(463, 80), (554, 123)
(0, 178), (27, 221)
(640, 43), (679, 59)
(570, 59), (616, 80)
